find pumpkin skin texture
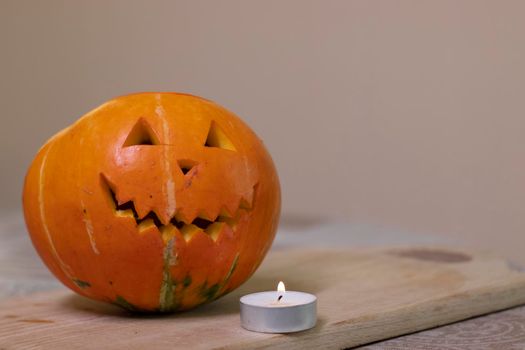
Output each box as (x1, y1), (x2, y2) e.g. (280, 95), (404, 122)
(23, 93), (280, 312)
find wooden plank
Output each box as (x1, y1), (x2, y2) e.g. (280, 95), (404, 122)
(1, 247), (524, 349)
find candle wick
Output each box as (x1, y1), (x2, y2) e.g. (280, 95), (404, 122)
(277, 295), (283, 302)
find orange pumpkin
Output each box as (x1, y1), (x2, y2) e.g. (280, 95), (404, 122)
(23, 93), (280, 312)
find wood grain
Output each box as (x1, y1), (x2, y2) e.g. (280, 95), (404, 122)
(358, 305), (525, 350)
(1, 247), (525, 349)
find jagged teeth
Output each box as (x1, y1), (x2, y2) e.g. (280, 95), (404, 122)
(112, 199), (244, 231)
(137, 218), (157, 232)
(172, 211), (190, 225)
(218, 207), (234, 219)
(177, 221), (225, 242)
(104, 173), (256, 242)
(196, 210), (217, 222)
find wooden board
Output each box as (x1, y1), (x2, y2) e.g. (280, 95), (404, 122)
(1, 246), (525, 349)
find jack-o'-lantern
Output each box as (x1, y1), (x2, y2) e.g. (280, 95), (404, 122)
(23, 93), (280, 312)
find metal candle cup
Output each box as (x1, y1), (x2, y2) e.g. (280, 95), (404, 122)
(239, 282), (317, 333)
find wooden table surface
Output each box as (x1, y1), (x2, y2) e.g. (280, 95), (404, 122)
(1, 212), (524, 349)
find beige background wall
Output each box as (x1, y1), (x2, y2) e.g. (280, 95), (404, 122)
(1, 1), (525, 259)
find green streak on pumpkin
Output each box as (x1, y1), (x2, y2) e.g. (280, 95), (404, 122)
(200, 283), (220, 302)
(223, 253), (239, 285)
(183, 275), (192, 288)
(200, 253), (240, 302)
(159, 238), (177, 312)
(73, 279), (91, 289)
(114, 295), (140, 312)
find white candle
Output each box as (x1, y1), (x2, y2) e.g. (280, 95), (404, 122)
(240, 281), (317, 333)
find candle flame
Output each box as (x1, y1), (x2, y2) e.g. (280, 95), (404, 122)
(277, 281), (285, 293)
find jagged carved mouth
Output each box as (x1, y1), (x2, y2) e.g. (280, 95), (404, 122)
(100, 174), (256, 242)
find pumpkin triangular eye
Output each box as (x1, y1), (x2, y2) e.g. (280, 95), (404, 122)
(204, 121), (236, 151)
(123, 118), (160, 147)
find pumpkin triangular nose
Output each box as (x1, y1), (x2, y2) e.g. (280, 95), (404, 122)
(178, 159), (198, 176)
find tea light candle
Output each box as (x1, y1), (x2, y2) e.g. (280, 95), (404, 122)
(240, 281), (317, 333)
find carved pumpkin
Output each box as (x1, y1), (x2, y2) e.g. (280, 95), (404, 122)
(23, 93), (280, 312)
